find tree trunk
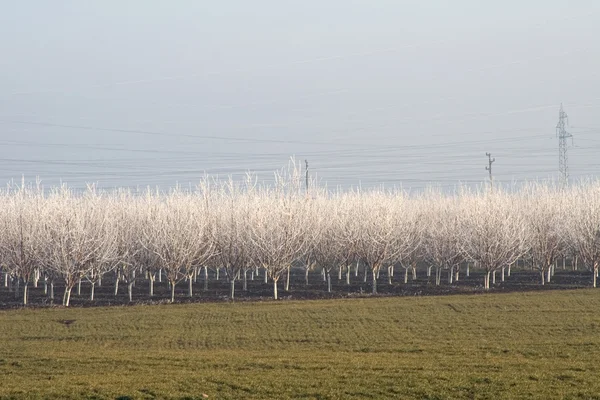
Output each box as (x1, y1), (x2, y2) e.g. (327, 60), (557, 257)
(216, 268), (220, 281)
(466, 263), (470, 277)
(547, 266), (552, 284)
(243, 269), (248, 291)
(114, 277), (119, 296)
(371, 267), (377, 294)
(327, 271), (331, 293)
(338, 265), (343, 280)
(541, 270), (545, 285)
(264, 268), (268, 284)
(346, 265), (351, 285)
(501, 267), (505, 282)
(188, 276), (193, 297)
(363, 265), (368, 283)
(273, 278), (279, 300)
(285, 266), (290, 292)
(230, 279), (235, 299)
(90, 282), (95, 301)
(128, 281), (134, 302)
(23, 281), (28, 306)
(492, 270), (496, 285)
(305, 267), (309, 286)
(412, 266), (417, 280)
(149, 274), (155, 297)
(355, 261), (359, 277)
(448, 267), (453, 284)
(170, 280), (176, 303)
(594, 267), (597, 288)
(77, 278), (82, 296)
(404, 268), (408, 284)
(64, 287), (72, 307)
(204, 266), (209, 291)
(427, 266), (432, 277)
(158, 268), (162, 282)
(484, 271), (490, 290)
(507, 263), (511, 277)
(50, 282), (54, 301)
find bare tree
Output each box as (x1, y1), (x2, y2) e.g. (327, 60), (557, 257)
(461, 190), (527, 290)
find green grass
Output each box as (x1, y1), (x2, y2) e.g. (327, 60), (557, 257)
(1, 290), (600, 399)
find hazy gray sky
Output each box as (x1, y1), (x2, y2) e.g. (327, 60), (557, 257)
(1, 1), (599, 190)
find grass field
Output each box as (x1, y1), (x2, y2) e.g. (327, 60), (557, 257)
(1, 290), (600, 399)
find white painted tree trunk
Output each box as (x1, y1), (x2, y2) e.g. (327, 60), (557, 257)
(492, 270), (496, 285)
(64, 287), (72, 307)
(23, 281), (28, 306)
(547, 267), (552, 284)
(216, 268), (220, 281)
(3, 272), (7, 287)
(327, 271), (331, 293)
(484, 271), (490, 290)
(285, 266), (290, 291)
(243, 269), (247, 291)
(204, 266), (209, 291)
(158, 268), (162, 282)
(149, 274), (155, 297)
(305, 267), (309, 285)
(50, 282), (54, 300)
(404, 268), (408, 284)
(501, 267), (505, 282)
(338, 265), (343, 280)
(273, 278), (279, 300)
(448, 268), (453, 284)
(114, 277), (119, 296)
(128, 282), (134, 302)
(427, 266), (432, 277)
(188, 276), (193, 297)
(264, 268), (268, 284)
(412, 266), (417, 280)
(90, 282), (96, 301)
(230, 279), (235, 299)
(355, 261), (359, 277)
(541, 270), (545, 285)
(371, 267), (377, 294)
(33, 269), (39, 288)
(466, 263), (470, 277)
(170, 280), (176, 303)
(507, 263), (511, 277)
(346, 265), (351, 285)
(77, 278), (82, 295)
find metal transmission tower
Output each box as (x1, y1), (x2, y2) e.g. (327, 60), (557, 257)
(485, 152), (495, 189)
(556, 104), (572, 188)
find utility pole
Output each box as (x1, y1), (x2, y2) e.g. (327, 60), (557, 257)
(556, 104), (572, 188)
(485, 152), (495, 189)
(305, 159), (309, 194)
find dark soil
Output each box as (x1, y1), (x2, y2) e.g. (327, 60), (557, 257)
(0, 266), (595, 309)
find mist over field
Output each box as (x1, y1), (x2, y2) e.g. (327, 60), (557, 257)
(0, 1), (599, 190)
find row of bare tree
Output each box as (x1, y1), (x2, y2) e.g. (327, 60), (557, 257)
(1, 173), (599, 306)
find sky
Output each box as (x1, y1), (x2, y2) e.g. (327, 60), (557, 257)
(0, 1), (599, 191)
